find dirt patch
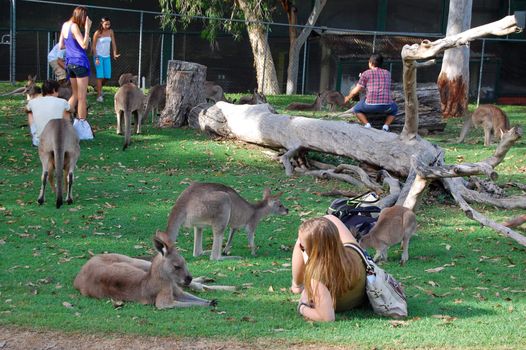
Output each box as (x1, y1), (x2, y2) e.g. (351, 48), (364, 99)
(0, 326), (352, 350)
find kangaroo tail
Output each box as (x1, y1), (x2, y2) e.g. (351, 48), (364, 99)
(123, 110), (131, 151)
(1, 86), (26, 96)
(54, 121), (65, 208)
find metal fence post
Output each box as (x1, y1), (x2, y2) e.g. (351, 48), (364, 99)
(138, 11), (144, 87)
(301, 40), (307, 95)
(10, 0), (16, 84)
(47, 31), (50, 79)
(160, 33), (164, 84)
(372, 32), (377, 53)
(171, 33), (174, 60)
(476, 39), (486, 106)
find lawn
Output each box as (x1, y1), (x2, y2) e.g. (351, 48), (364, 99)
(0, 83), (525, 349)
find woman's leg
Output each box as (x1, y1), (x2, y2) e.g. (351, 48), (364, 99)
(76, 76), (89, 120)
(96, 78), (103, 98)
(68, 77), (78, 116)
(291, 238), (305, 293)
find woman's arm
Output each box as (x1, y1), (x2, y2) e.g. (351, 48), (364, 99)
(110, 30), (120, 58)
(92, 31), (100, 56)
(58, 26), (65, 50)
(71, 17), (91, 50)
(298, 280), (335, 322)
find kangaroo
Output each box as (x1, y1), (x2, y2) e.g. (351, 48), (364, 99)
(286, 93), (323, 111)
(358, 205), (416, 265)
(37, 118), (80, 208)
(118, 73), (137, 87)
(114, 74), (145, 150)
(321, 90), (346, 111)
(458, 105), (510, 146)
(143, 84), (166, 124)
(166, 182), (289, 260)
(74, 231), (217, 309)
(238, 89), (267, 105)
(204, 81), (228, 103)
(503, 214), (526, 228)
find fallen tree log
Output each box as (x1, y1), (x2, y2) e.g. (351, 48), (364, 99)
(193, 102), (439, 177)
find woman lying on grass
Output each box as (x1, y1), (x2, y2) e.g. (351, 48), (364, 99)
(291, 216), (366, 321)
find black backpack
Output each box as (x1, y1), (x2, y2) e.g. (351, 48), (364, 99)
(327, 193), (381, 240)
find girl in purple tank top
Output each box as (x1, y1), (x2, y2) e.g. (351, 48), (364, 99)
(59, 6), (94, 140)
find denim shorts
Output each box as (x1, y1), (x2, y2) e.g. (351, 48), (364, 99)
(351, 99), (398, 115)
(67, 64), (89, 78)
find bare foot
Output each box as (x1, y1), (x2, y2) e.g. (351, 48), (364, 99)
(290, 282), (303, 294)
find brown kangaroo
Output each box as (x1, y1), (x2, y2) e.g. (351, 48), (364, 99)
(114, 74), (145, 150)
(144, 84), (166, 124)
(166, 182), (289, 260)
(358, 205), (416, 265)
(458, 104), (510, 146)
(74, 231), (217, 309)
(503, 214), (526, 228)
(37, 118), (80, 208)
(286, 93), (323, 111)
(238, 89), (267, 105)
(321, 90), (346, 111)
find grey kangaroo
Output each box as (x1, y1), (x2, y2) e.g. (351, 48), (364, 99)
(286, 93), (323, 111)
(358, 205), (416, 265)
(74, 231), (217, 309)
(166, 182), (289, 260)
(114, 74), (145, 150)
(144, 84), (166, 124)
(204, 81), (228, 103)
(37, 118), (80, 208)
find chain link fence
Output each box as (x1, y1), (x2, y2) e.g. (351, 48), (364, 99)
(1, 0), (525, 102)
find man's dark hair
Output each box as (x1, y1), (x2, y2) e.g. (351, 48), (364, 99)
(369, 53), (384, 68)
(42, 80), (60, 96)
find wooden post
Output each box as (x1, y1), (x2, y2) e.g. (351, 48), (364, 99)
(160, 60), (207, 127)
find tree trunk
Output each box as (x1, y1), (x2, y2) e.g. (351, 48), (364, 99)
(319, 40), (331, 92)
(284, 0), (327, 95)
(437, 0), (473, 118)
(159, 60), (207, 128)
(237, 0), (280, 95)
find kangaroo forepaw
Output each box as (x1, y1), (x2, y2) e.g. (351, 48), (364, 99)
(56, 198), (63, 209)
(209, 299), (218, 307)
(37, 197), (44, 205)
(66, 198), (73, 205)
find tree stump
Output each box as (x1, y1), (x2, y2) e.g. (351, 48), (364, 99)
(160, 60), (207, 127)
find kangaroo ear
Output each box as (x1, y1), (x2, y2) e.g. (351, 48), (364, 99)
(153, 230), (171, 255)
(132, 75), (139, 85)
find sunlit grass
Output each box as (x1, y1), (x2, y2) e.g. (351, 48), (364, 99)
(0, 84), (525, 348)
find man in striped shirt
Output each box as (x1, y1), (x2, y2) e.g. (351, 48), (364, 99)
(344, 54), (398, 132)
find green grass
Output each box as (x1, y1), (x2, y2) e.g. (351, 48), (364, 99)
(1, 83), (525, 349)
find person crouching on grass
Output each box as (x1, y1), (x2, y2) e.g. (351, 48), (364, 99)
(26, 80), (70, 147)
(291, 216), (366, 321)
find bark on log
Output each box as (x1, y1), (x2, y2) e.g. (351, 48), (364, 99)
(160, 60), (207, 128)
(193, 102), (439, 178)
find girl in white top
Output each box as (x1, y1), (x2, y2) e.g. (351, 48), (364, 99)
(92, 17), (120, 102)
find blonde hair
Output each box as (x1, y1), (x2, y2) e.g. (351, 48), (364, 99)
(301, 217), (362, 307)
(70, 6), (88, 28)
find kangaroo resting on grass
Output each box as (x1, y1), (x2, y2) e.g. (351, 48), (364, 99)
(286, 93), (323, 111)
(74, 231), (217, 309)
(114, 73), (145, 150)
(166, 182), (289, 260)
(238, 89), (267, 105)
(358, 205), (416, 265)
(458, 104), (510, 146)
(37, 119), (80, 208)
